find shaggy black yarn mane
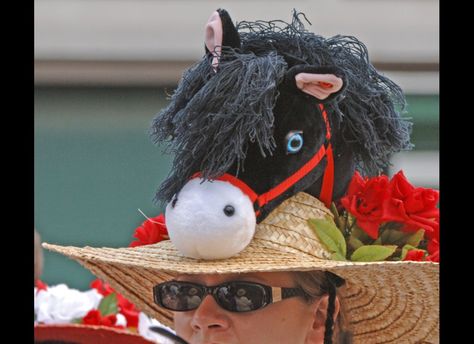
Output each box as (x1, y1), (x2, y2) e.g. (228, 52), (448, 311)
(150, 50), (287, 203)
(150, 11), (412, 204)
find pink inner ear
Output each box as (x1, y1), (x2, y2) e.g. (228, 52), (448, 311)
(205, 11), (223, 69)
(294, 73), (343, 100)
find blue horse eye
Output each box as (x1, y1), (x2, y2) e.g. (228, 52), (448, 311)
(286, 131), (303, 154)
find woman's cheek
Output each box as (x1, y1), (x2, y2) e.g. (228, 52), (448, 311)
(174, 312), (194, 341)
(233, 307), (308, 344)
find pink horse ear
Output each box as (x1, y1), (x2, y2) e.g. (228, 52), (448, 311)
(294, 73), (343, 100)
(205, 11), (223, 69)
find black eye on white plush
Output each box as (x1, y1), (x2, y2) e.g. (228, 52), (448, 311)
(285, 131), (304, 154)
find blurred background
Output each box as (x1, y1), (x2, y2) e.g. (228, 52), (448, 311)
(34, 0), (439, 289)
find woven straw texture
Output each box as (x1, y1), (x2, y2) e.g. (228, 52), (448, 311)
(43, 192), (439, 343)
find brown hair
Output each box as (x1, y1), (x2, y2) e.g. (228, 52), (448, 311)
(292, 271), (352, 344)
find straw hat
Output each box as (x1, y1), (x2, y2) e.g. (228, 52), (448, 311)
(43, 192), (439, 343)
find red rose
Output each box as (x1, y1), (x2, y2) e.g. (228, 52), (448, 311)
(405, 188), (439, 214)
(428, 237), (439, 254)
(403, 249), (426, 262)
(426, 238), (439, 262)
(82, 309), (101, 325)
(116, 294), (139, 327)
(345, 170), (367, 196)
(426, 250), (439, 262)
(100, 314), (118, 327)
(405, 213), (439, 240)
(340, 171), (390, 239)
(120, 307), (139, 328)
(82, 309), (121, 328)
(129, 213), (169, 247)
(390, 169), (414, 199)
(387, 171), (439, 237)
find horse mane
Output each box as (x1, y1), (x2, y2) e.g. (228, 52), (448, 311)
(150, 49), (287, 203)
(150, 11), (412, 204)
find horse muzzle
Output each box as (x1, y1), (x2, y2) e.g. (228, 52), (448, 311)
(165, 178), (256, 259)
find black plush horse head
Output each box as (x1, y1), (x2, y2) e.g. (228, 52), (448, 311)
(150, 9), (412, 259)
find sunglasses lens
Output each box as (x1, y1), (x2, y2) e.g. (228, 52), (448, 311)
(157, 282), (203, 311)
(216, 282), (268, 312)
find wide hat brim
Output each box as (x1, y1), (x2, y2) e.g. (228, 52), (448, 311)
(43, 192), (439, 343)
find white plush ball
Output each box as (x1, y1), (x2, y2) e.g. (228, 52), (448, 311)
(165, 178), (256, 259)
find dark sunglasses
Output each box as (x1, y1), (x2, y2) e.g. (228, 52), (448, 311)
(153, 280), (307, 313)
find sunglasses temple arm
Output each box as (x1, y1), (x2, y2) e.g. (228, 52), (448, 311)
(271, 287), (282, 302)
(148, 326), (190, 344)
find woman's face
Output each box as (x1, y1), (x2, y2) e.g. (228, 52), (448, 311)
(173, 271), (332, 344)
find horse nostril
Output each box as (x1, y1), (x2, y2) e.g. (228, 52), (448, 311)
(171, 195), (178, 208)
(223, 205), (235, 217)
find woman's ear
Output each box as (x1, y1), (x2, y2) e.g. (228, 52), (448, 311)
(305, 295), (341, 344)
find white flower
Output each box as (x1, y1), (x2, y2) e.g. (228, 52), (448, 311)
(34, 284), (103, 324)
(115, 313), (127, 327)
(138, 312), (176, 344)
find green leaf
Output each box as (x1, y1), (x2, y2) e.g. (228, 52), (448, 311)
(98, 293), (118, 316)
(308, 216), (347, 258)
(350, 245), (397, 262)
(331, 252), (347, 261)
(400, 244), (418, 260)
(406, 229), (425, 247)
(71, 318), (83, 324)
(348, 235), (364, 250)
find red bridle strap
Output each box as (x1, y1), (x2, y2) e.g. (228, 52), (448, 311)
(256, 144), (327, 208)
(190, 172), (258, 203)
(318, 104), (334, 207)
(190, 104), (334, 215)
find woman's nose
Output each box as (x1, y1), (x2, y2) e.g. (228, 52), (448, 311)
(190, 295), (230, 331)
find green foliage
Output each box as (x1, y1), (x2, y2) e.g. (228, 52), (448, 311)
(406, 229), (425, 247)
(350, 245), (397, 262)
(310, 202), (430, 262)
(98, 293), (118, 316)
(308, 216), (347, 260)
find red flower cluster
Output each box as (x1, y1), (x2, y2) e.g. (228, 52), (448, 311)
(82, 309), (122, 328)
(36, 279), (48, 293)
(129, 213), (168, 247)
(340, 171), (439, 262)
(90, 279), (139, 328)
